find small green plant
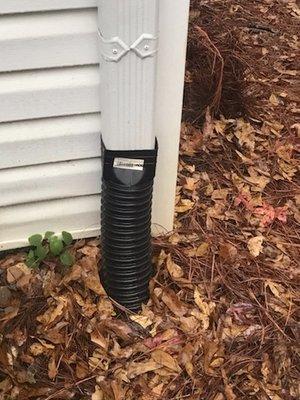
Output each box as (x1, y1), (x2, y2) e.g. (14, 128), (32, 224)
(26, 231), (75, 269)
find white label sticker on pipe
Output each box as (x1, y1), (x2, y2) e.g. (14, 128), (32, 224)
(113, 158), (144, 171)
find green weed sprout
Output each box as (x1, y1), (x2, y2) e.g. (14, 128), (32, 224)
(26, 231), (74, 269)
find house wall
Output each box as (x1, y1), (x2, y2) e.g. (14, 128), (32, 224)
(0, 0), (190, 250)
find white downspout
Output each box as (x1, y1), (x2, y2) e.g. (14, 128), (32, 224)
(97, 1), (159, 310)
(98, 0), (159, 151)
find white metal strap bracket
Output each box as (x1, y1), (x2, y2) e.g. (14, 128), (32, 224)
(99, 31), (158, 62)
(99, 33), (130, 62)
(130, 34), (158, 59)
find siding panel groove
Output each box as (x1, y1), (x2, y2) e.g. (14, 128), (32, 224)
(0, 195), (101, 250)
(0, 1), (97, 14)
(0, 114), (101, 169)
(0, 9), (98, 71)
(0, 158), (102, 207)
(0, 66), (101, 122)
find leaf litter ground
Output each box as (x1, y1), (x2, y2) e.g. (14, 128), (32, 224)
(0, 1), (299, 399)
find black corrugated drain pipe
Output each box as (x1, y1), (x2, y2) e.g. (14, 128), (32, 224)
(100, 140), (158, 311)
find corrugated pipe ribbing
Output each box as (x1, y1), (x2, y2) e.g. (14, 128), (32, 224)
(100, 140), (158, 311)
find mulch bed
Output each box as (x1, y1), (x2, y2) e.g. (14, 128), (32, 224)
(0, 1), (299, 399)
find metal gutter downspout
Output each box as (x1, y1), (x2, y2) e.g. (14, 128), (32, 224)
(98, 0), (159, 311)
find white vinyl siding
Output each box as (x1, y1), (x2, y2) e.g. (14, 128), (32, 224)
(0, 0), (190, 250)
(0, 66), (100, 122)
(0, 9), (98, 72)
(0, 2), (102, 250)
(1, 196), (100, 251)
(1, 159), (102, 207)
(0, 114), (101, 169)
(0, 1), (97, 14)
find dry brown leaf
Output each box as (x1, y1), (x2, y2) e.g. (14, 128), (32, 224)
(151, 349), (181, 372)
(181, 122), (204, 155)
(186, 242), (209, 258)
(42, 270), (59, 297)
(235, 150), (255, 165)
(219, 243), (238, 262)
(166, 254), (184, 279)
(42, 327), (65, 345)
(265, 281), (292, 308)
(110, 340), (133, 359)
(196, 242), (210, 257)
(0, 300), (20, 322)
(30, 342), (53, 357)
(0, 254), (25, 270)
(221, 322), (247, 342)
(206, 203), (226, 229)
(161, 288), (187, 317)
(225, 384), (237, 400)
(234, 119), (256, 152)
(175, 198), (194, 213)
(211, 188), (230, 201)
(276, 143), (294, 162)
(194, 287), (214, 330)
(127, 360), (161, 379)
(5, 327), (27, 347)
(111, 380), (123, 400)
(6, 263), (32, 290)
(37, 297), (67, 326)
(83, 273), (106, 296)
(269, 93), (280, 106)
(184, 177), (198, 191)
(79, 245), (100, 258)
(61, 263), (82, 284)
(263, 388), (282, 400)
(222, 369), (237, 400)
(92, 386), (104, 400)
(291, 123), (300, 136)
(203, 107), (214, 139)
(180, 315), (201, 333)
(0, 286), (12, 308)
(168, 233), (181, 245)
(204, 340), (224, 376)
(262, 353), (272, 383)
(278, 159), (297, 181)
(205, 182), (214, 196)
(152, 383), (164, 396)
(130, 314), (153, 329)
(214, 118), (227, 134)
(246, 167), (270, 192)
(0, 378), (12, 394)
(213, 394), (225, 400)
(103, 319), (133, 341)
(89, 349), (110, 371)
(154, 367), (177, 377)
(144, 329), (180, 349)
(74, 292), (97, 318)
(91, 330), (109, 351)
(247, 236), (264, 257)
(40, 339), (56, 350)
(16, 370), (36, 384)
(80, 255), (104, 296)
(180, 342), (195, 377)
(48, 355), (58, 380)
(97, 297), (115, 320)
(76, 361), (90, 379)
